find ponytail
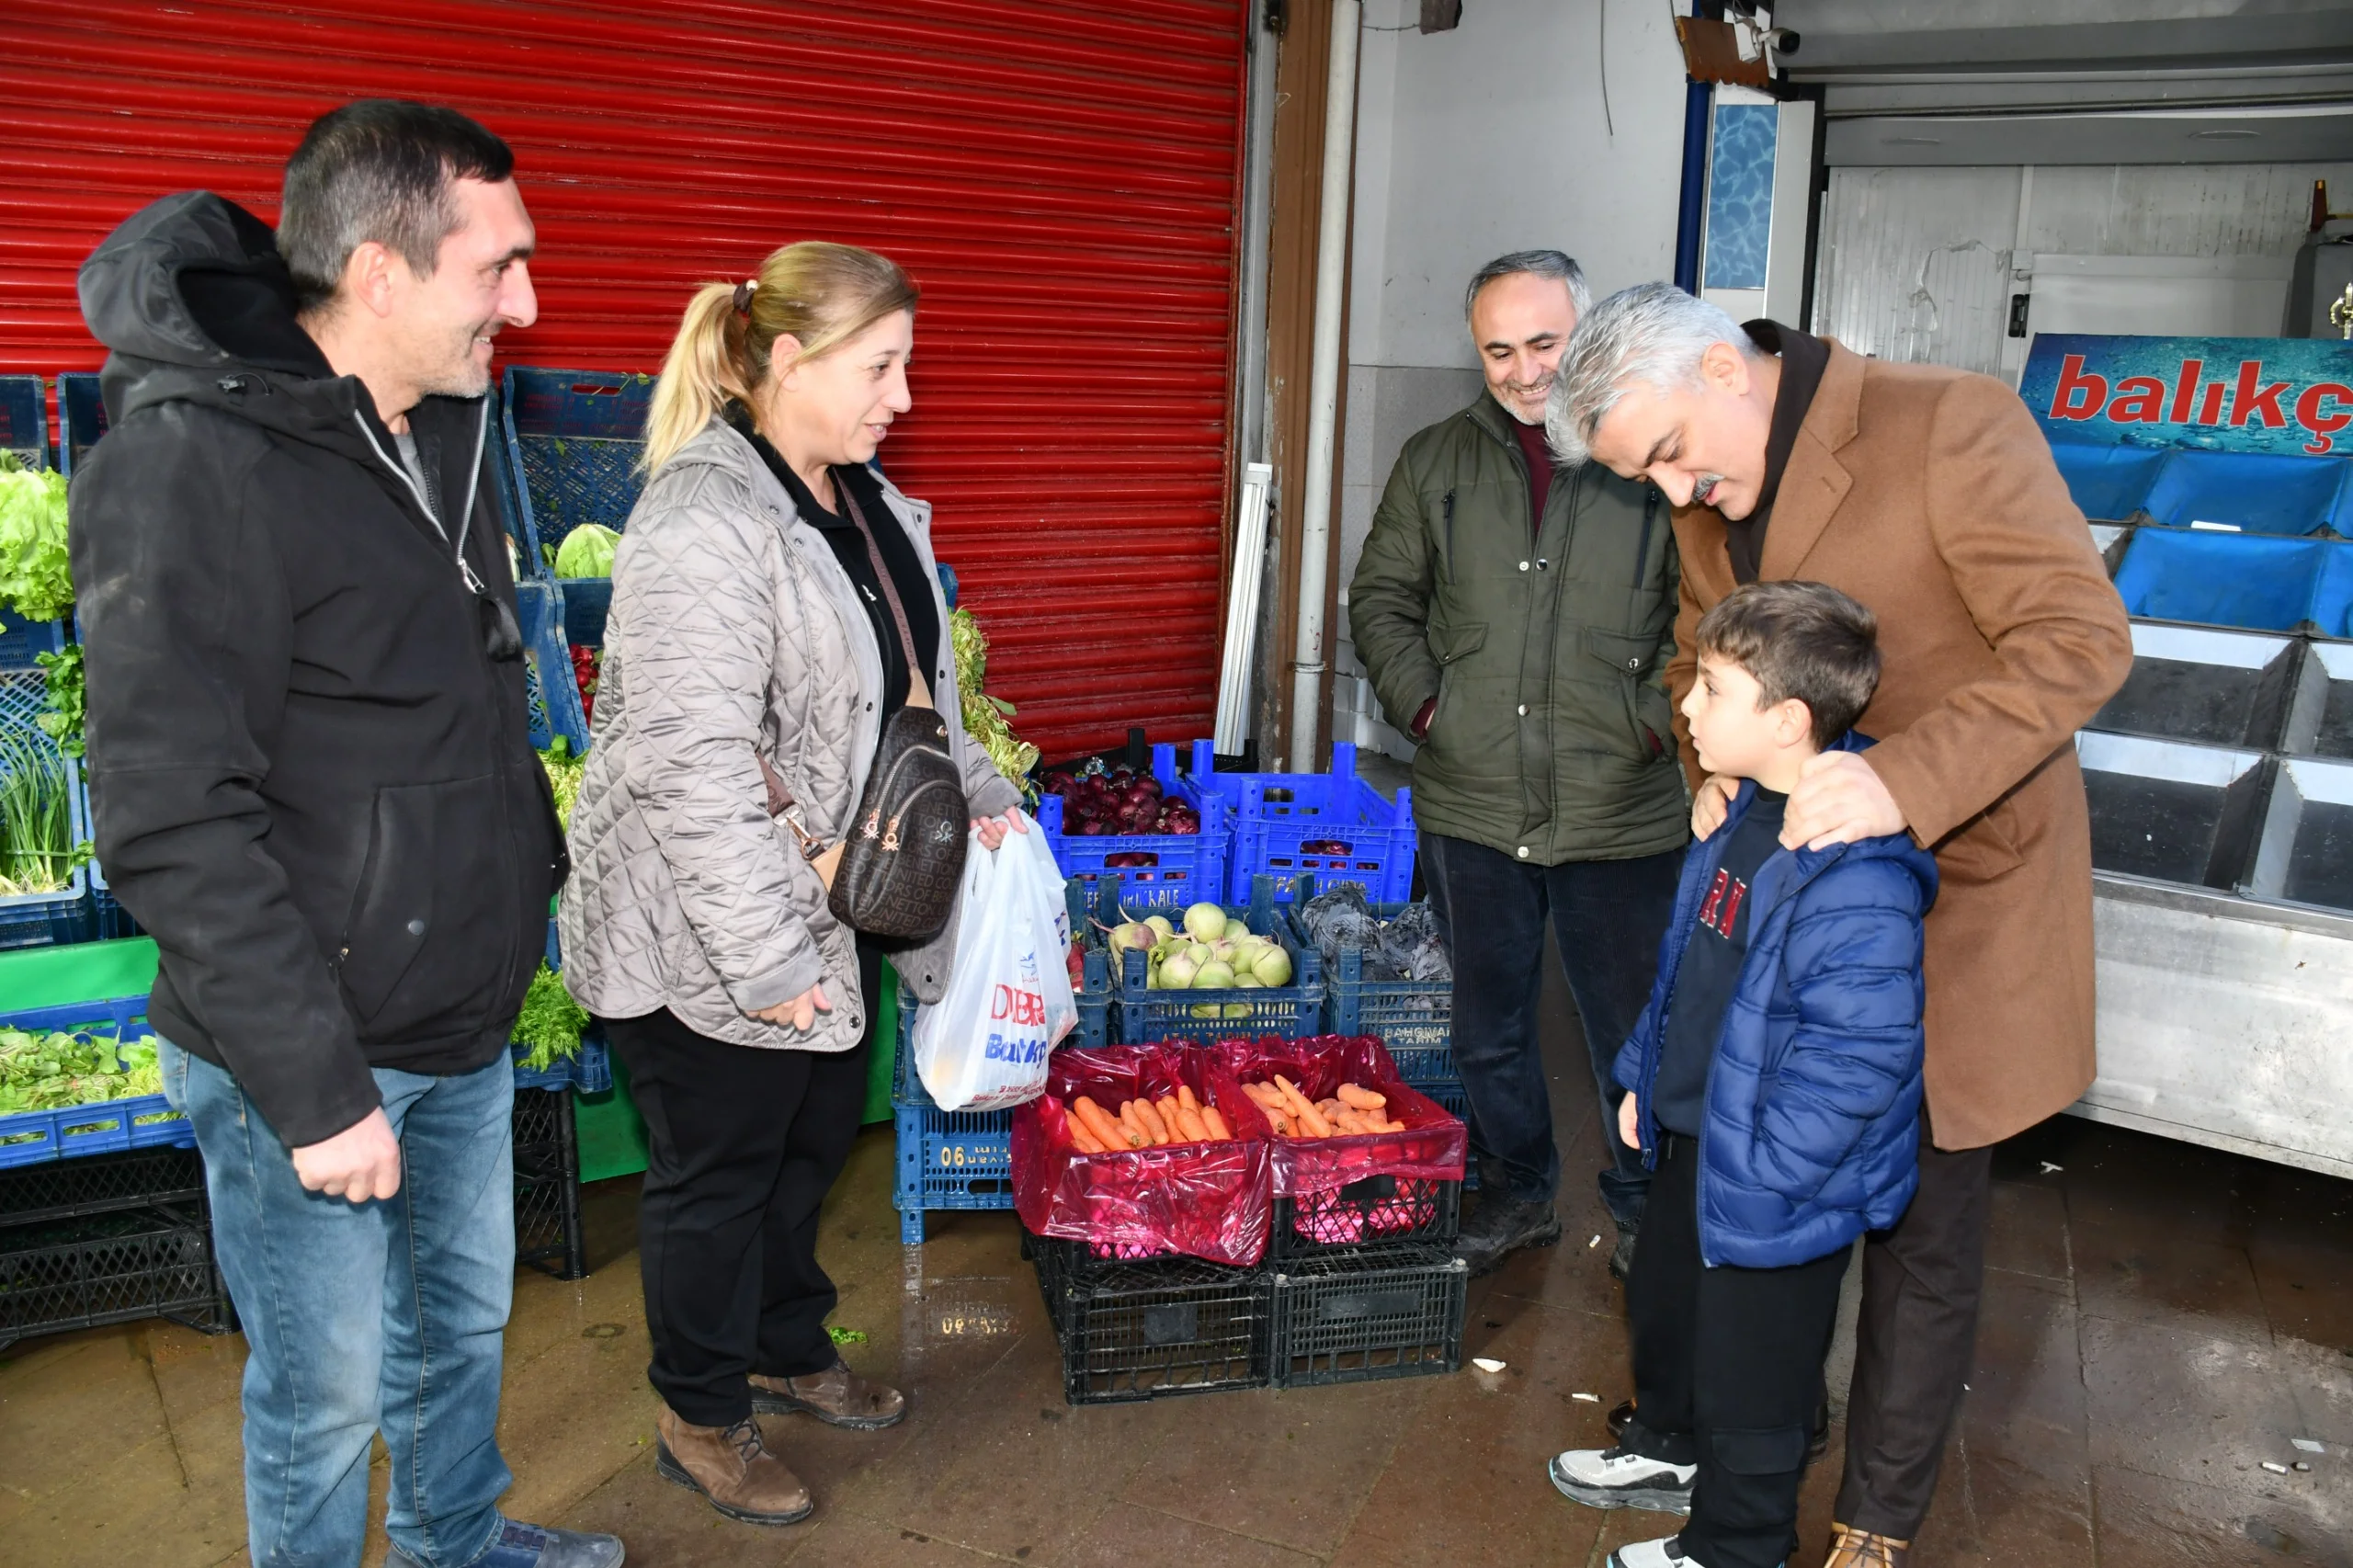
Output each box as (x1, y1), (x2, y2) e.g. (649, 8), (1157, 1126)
(641, 242), (919, 474)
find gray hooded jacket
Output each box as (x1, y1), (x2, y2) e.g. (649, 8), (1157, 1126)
(558, 416), (1024, 1051)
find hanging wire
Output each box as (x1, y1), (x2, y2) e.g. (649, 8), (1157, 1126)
(1599, 0), (1616, 137)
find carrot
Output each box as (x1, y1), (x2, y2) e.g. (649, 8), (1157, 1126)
(1132, 1098), (1173, 1145)
(1156, 1096), (1188, 1140)
(1175, 1105), (1211, 1142)
(1274, 1076), (1335, 1138)
(1118, 1099), (1150, 1145)
(1332, 1107), (1371, 1136)
(1336, 1083), (1387, 1111)
(1247, 1096), (1290, 1135)
(1074, 1096), (1133, 1151)
(1069, 1121), (1107, 1154)
(1176, 1084), (1199, 1112)
(1201, 1106), (1233, 1142)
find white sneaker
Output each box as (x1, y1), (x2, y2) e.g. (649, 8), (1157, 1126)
(1606, 1535), (1691, 1568)
(1549, 1445), (1698, 1513)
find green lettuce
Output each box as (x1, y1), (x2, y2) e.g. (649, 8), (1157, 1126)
(0, 455), (72, 623)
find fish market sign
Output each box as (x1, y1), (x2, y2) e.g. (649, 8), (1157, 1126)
(2022, 334), (2353, 458)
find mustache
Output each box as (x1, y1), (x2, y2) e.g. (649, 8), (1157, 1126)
(1692, 473), (1726, 504)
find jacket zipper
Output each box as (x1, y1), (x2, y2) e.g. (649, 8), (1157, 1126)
(1441, 489), (1456, 575)
(352, 402), (532, 1024)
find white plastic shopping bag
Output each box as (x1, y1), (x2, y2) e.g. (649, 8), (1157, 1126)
(913, 814), (1076, 1111)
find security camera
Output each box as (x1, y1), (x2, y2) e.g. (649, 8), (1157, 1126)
(1764, 26), (1800, 55)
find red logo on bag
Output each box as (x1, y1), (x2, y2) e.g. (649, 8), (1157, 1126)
(991, 984), (1045, 1026)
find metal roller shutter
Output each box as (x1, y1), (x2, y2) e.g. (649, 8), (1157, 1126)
(0, 0), (1246, 757)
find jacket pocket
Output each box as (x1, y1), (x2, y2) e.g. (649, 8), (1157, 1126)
(1421, 619), (1488, 742)
(1582, 627), (1670, 760)
(335, 775), (517, 1042)
(1935, 795), (2026, 884)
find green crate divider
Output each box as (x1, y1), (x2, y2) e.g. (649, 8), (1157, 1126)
(0, 937), (159, 1012)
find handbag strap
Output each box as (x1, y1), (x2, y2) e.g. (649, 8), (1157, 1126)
(835, 477), (935, 710)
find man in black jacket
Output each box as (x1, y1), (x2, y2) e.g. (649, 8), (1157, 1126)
(71, 102), (616, 1568)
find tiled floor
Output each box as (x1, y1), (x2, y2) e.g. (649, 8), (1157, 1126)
(4, 993), (2348, 1567)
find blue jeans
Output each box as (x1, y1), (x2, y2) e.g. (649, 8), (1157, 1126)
(1421, 833), (1684, 1221)
(162, 1041), (517, 1568)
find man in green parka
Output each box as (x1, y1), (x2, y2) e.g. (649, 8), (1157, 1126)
(1349, 251), (1688, 1277)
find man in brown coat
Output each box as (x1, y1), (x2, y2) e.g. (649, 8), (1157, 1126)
(1549, 283), (2131, 1568)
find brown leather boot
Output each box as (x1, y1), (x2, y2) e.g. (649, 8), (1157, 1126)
(748, 1354), (906, 1429)
(1824, 1526), (1911, 1566)
(655, 1406), (813, 1526)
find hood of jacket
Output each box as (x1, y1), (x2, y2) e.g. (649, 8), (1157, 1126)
(78, 190), (435, 462)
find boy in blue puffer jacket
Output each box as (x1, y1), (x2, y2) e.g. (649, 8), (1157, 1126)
(1549, 581), (1938, 1568)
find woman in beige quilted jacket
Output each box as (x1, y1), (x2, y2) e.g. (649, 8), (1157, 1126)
(557, 243), (1026, 1528)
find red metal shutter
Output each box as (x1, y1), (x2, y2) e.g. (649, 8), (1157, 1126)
(0, 0), (1245, 758)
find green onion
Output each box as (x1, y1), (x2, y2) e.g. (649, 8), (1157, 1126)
(0, 725), (79, 895)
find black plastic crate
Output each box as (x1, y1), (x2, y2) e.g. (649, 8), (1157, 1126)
(513, 1086), (585, 1280)
(1032, 1235), (1269, 1404)
(0, 1143), (205, 1228)
(1268, 1243), (1466, 1389)
(0, 1145), (233, 1351)
(1270, 1174), (1461, 1260)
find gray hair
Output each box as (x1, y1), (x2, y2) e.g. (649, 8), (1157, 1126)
(1463, 250), (1592, 322)
(280, 99), (516, 313)
(1546, 282), (1756, 466)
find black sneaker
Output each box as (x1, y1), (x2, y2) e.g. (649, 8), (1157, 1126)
(1549, 1445), (1698, 1513)
(1454, 1196), (1563, 1276)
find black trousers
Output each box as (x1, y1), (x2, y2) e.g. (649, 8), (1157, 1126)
(1836, 1120), (1993, 1539)
(1621, 1134), (1851, 1568)
(601, 983), (872, 1428)
(1421, 833), (1682, 1221)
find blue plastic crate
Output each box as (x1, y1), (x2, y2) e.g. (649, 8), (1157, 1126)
(501, 366), (650, 631)
(516, 581), (591, 756)
(1196, 743), (1415, 904)
(0, 995), (191, 1166)
(0, 611), (95, 949)
(56, 372), (107, 478)
(1104, 874), (1324, 1045)
(1282, 875), (1453, 1080)
(1040, 742), (1230, 912)
(2113, 528), (2338, 635)
(2142, 449), (2349, 538)
(891, 1016), (1015, 1244)
(0, 375), (47, 469)
(2049, 440), (2166, 523)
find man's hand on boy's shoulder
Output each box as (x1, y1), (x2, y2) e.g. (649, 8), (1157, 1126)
(1783, 752), (1906, 851)
(1691, 774), (1738, 840)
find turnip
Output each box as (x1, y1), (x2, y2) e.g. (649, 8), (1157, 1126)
(1159, 951), (1200, 989)
(1106, 922), (1155, 963)
(1250, 946), (1293, 986)
(1183, 902), (1229, 942)
(1144, 915), (1176, 942)
(1193, 960), (1235, 990)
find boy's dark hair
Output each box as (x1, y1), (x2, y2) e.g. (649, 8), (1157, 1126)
(279, 100), (515, 312)
(1695, 580), (1881, 748)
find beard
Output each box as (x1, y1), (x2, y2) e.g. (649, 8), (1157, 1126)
(415, 316), (496, 400)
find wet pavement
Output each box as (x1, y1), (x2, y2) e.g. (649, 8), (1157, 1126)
(4, 979), (2348, 1567)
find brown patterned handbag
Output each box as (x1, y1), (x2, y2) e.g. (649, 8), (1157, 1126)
(817, 483), (969, 941)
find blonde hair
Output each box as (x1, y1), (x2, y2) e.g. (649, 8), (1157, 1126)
(642, 241), (919, 472)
